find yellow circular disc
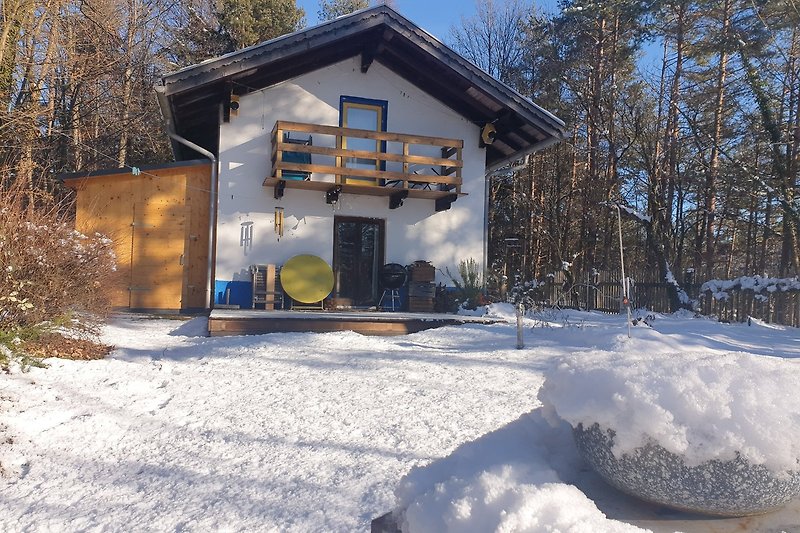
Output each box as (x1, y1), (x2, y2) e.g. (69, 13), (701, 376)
(280, 254), (335, 304)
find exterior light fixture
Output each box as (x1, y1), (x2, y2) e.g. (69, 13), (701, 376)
(274, 207), (284, 239)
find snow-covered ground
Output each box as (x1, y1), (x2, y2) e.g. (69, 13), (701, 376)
(1, 307), (799, 532)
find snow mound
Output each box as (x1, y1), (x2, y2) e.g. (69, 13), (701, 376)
(483, 302), (517, 321)
(457, 305), (489, 317)
(539, 352), (800, 473)
(395, 412), (649, 533)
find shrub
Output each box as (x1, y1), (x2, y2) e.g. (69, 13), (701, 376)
(446, 258), (484, 310)
(433, 283), (458, 313)
(0, 185), (116, 364)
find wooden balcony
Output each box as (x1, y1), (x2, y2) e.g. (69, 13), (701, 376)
(264, 121), (465, 211)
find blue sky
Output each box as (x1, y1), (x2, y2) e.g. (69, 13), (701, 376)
(296, 1), (560, 44)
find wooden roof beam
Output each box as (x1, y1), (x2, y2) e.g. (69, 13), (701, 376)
(361, 28), (394, 73)
(492, 139), (516, 156)
(379, 45), (497, 121)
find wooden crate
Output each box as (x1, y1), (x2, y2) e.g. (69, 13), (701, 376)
(409, 281), (436, 298)
(410, 261), (435, 282)
(408, 297), (435, 312)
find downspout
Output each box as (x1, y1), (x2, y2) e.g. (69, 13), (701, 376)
(482, 131), (567, 291)
(168, 132), (218, 310)
(483, 137), (564, 283)
(155, 83), (219, 310)
(483, 169), (490, 292)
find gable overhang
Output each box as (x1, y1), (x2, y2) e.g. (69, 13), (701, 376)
(156, 6), (566, 169)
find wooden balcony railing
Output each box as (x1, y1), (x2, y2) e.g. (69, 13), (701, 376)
(264, 120), (465, 211)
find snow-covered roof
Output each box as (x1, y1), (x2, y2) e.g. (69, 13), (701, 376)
(156, 5), (566, 168)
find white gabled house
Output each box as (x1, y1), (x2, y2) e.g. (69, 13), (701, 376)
(150, 5), (565, 310)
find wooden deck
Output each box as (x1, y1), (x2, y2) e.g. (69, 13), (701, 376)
(208, 309), (501, 336)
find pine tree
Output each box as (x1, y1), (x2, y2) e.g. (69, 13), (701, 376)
(217, 0), (305, 49)
(318, 0), (368, 21)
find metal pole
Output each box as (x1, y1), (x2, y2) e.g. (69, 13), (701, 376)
(516, 302), (524, 349)
(616, 205), (632, 338)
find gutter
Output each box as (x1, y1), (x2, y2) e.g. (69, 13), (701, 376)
(485, 135), (565, 176)
(155, 85), (218, 310)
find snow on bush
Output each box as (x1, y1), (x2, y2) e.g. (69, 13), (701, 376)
(539, 351), (800, 474)
(0, 188), (116, 332)
(664, 266), (690, 305)
(702, 275), (800, 301)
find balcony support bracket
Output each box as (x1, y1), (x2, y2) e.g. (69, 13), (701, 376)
(274, 179), (286, 200)
(435, 193), (458, 212)
(326, 184), (342, 204)
(389, 189), (408, 209)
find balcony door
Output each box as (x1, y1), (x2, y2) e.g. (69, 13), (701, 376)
(340, 96), (387, 185)
(333, 216), (384, 308)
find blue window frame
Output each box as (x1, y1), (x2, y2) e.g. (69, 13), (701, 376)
(339, 96), (388, 184)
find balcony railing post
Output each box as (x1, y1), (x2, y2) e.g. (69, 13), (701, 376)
(455, 147), (462, 194)
(335, 133), (343, 184)
(402, 142), (409, 189)
(274, 125), (284, 179)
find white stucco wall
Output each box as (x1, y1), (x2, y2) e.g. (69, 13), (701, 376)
(216, 56), (486, 286)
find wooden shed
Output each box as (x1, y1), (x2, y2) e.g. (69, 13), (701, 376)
(62, 160), (212, 311)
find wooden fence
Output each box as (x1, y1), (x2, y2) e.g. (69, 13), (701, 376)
(699, 289), (800, 327)
(521, 271), (799, 327)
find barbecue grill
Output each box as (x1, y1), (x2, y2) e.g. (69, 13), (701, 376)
(379, 263), (407, 289)
(378, 263), (407, 310)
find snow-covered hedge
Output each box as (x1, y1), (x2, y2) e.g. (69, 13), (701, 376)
(701, 276), (800, 301)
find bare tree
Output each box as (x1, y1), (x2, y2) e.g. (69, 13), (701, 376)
(448, 0), (531, 87)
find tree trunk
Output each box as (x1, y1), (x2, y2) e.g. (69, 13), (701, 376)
(701, 0), (731, 279)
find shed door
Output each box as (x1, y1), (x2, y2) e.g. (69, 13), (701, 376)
(128, 176), (187, 309)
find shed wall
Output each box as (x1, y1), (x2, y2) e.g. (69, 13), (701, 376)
(71, 163), (211, 310)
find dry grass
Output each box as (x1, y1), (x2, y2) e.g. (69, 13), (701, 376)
(20, 333), (113, 361)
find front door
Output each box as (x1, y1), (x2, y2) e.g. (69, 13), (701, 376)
(333, 217), (384, 308)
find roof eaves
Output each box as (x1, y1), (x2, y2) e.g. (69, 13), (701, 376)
(59, 159), (211, 183)
(160, 7), (391, 94)
(485, 136), (564, 174)
(155, 4), (566, 162)
(380, 10), (566, 138)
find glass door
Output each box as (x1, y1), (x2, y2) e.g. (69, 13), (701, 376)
(333, 217), (384, 308)
(340, 97), (387, 185)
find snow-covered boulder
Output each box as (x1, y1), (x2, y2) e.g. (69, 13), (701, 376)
(539, 351), (800, 516)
